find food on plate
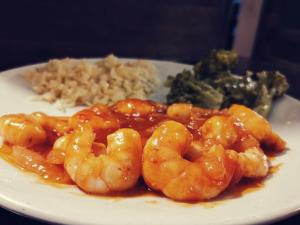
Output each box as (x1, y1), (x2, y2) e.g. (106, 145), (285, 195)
(23, 55), (159, 109)
(64, 125), (142, 194)
(0, 99), (286, 201)
(166, 49), (289, 117)
(143, 121), (236, 201)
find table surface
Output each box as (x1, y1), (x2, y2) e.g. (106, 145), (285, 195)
(0, 58), (299, 225)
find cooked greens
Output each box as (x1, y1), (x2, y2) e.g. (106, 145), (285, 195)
(166, 49), (289, 117)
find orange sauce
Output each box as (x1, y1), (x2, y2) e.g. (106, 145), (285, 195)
(0, 144), (73, 185)
(224, 178), (265, 199)
(0, 102), (285, 205)
(175, 163), (283, 208)
(77, 180), (161, 202)
(0, 142), (283, 205)
(216, 163), (282, 200)
(180, 178), (266, 208)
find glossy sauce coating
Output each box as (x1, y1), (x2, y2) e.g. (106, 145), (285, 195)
(0, 144), (73, 184)
(0, 100), (286, 201)
(0, 102), (229, 187)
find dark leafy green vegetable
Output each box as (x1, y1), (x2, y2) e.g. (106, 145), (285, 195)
(253, 85), (272, 117)
(166, 49), (289, 117)
(167, 70), (223, 109)
(194, 49), (238, 80)
(253, 71), (289, 116)
(212, 71), (257, 108)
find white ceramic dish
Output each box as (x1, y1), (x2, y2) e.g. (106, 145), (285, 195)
(0, 59), (299, 225)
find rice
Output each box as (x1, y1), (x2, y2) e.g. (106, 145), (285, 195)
(23, 55), (160, 108)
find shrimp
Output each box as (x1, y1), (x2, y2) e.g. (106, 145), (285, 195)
(143, 120), (237, 201)
(46, 134), (71, 164)
(29, 112), (69, 134)
(46, 134), (109, 165)
(200, 115), (238, 147)
(0, 114), (47, 147)
(228, 104), (272, 141)
(112, 99), (157, 117)
(70, 105), (119, 130)
(29, 112), (70, 143)
(260, 131), (286, 153)
(185, 115), (238, 161)
(166, 103), (228, 138)
(64, 124), (142, 194)
(69, 105), (120, 142)
(228, 104), (286, 152)
(188, 114), (269, 178)
(166, 103), (193, 122)
(186, 144), (268, 179)
(227, 147), (269, 178)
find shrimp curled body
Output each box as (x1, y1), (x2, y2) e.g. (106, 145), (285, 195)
(0, 114), (47, 147)
(142, 120), (237, 201)
(64, 125), (143, 194)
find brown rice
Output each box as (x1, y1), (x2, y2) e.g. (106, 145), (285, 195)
(23, 55), (159, 109)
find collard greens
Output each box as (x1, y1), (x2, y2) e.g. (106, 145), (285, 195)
(166, 50), (289, 117)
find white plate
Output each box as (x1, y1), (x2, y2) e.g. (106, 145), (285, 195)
(0, 59), (300, 225)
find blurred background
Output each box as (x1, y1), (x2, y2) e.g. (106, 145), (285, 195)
(0, 0), (300, 224)
(1, 0), (299, 101)
(1, 0), (299, 100)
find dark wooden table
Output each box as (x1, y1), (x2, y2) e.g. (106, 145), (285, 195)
(0, 205), (295, 225)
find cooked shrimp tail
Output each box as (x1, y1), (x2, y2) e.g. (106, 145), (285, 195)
(227, 147), (269, 178)
(228, 104), (286, 152)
